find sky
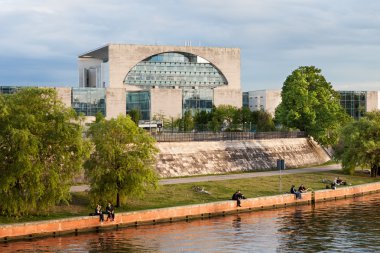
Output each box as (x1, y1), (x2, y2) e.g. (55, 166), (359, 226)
(1, 0), (380, 91)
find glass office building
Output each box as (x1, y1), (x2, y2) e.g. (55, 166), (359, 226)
(183, 88), (213, 114)
(0, 86), (24, 94)
(78, 44), (242, 121)
(126, 91), (150, 120)
(124, 52), (229, 117)
(338, 91), (366, 119)
(71, 88), (106, 116)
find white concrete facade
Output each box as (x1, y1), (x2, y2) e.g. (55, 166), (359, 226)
(366, 91), (380, 111)
(78, 44), (242, 120)
(247, 89), (281, 115)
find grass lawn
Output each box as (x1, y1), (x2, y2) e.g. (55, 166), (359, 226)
(1, 170), (379, 224)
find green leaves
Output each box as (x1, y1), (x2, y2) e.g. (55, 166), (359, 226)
(85, 115), (159, 207)
(275, 66), (351, 145)
(335, 111), (380, 176)
(0, 88), (89, 216)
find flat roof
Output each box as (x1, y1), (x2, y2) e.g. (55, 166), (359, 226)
(78, 44), (109, 60)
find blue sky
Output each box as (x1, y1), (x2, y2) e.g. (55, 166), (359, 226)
(1, 0), (379, 91)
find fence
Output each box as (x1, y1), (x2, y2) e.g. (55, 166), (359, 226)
(152, 131), (306, 142)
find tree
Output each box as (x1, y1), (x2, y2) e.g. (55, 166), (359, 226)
(194, 110), (211, 131)
(208, 105), (239, 131)
(275, 66), (350, 145)
(335, 111), (380, 177)
(85, 115), (159, 207)
(128, 108), (141, 125)
(0, 88), (88, 216)
(174, 111), (194, 132)
(252, 110), (276, 132)
(233, 107), (253, 131)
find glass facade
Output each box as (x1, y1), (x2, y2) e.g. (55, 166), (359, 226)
(183, 89), (213, 114)
(126, 91), (150, 120)
(242, 92), (249, 108)
(338, 91), (366, 119)
(0, 86), (23, 94)
(124, 52), (228, 88)
(71, 88), (106, 116)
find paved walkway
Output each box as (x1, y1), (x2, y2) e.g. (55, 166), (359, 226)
(70, 164), (341, 192)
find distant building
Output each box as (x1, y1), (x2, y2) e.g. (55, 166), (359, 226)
(0, 44), (242, 122)
(243, 89), (380, 119)
(245, 89), (282, 115)
(338, 90), (380, 119)
(77, 44), (242, 120)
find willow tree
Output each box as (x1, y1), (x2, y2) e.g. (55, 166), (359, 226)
(0, 88), (88, 216)
(335, 111), (380, 176)
(275, 66), (350, 145)
(85, 115), (159, 207)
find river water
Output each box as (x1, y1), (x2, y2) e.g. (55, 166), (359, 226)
(2, 193), (380, 253)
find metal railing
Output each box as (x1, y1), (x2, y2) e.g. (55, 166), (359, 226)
(152, 131), (306, 142)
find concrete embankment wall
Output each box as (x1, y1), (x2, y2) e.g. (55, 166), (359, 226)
(156, 138), (330, 177)
(2, 182), (380, 242)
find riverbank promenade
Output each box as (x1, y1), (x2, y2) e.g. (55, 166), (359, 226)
(3, 163), (379, 242)
(70, 164), (341, 192)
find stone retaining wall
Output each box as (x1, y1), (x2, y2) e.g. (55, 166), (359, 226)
(156, 138), (330, 177)
(1, 182), (380, 242)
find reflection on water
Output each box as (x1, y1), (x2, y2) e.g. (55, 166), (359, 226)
(2, 193), (380, 252)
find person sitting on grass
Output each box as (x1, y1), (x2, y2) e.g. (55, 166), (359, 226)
(106, 202), (115, 222)
(232, 190), (246, 207)
(336, 177), (347, 185)
(290, 185), (302, 199)
(298, 184), (308, 193)
(95, 204), (104, 222)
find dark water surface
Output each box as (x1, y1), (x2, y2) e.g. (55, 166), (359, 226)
(2, 193), (380, 252)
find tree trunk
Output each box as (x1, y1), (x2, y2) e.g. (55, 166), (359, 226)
(371, 165), (378, 178)
(116, 192), (120, 207)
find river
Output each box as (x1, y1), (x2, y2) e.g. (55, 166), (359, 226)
(2, 193), (380, 252)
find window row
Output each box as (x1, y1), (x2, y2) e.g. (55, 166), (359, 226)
(128, 69), (222, 75)
(132, 65), (219, 73)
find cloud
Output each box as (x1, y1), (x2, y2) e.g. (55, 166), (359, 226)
(0, 0), (379, 91)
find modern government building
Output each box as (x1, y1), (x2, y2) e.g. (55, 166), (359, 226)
(74, 43), (241, 121)
(0, 43), (379, 122)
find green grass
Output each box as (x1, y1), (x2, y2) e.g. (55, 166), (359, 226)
(1, 170), (379, 224)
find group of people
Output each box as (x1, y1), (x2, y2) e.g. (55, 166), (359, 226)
(290, 184), (309, 199)
(331, 177), (347, 189)
(94, 202), (115, 222)
(232, 184), (309, 206)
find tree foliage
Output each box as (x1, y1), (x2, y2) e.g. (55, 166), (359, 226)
(128, 108), (141, 124)
(335, 111), (380, 176)
(252, 110), (276, 132)
(169, 105), (276, 132)
(275, 66), (350, 145)
(0, 88), (88, 216)
(85, 115), (159, 207)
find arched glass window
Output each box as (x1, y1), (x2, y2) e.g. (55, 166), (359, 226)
(124, 52), (228, 88)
